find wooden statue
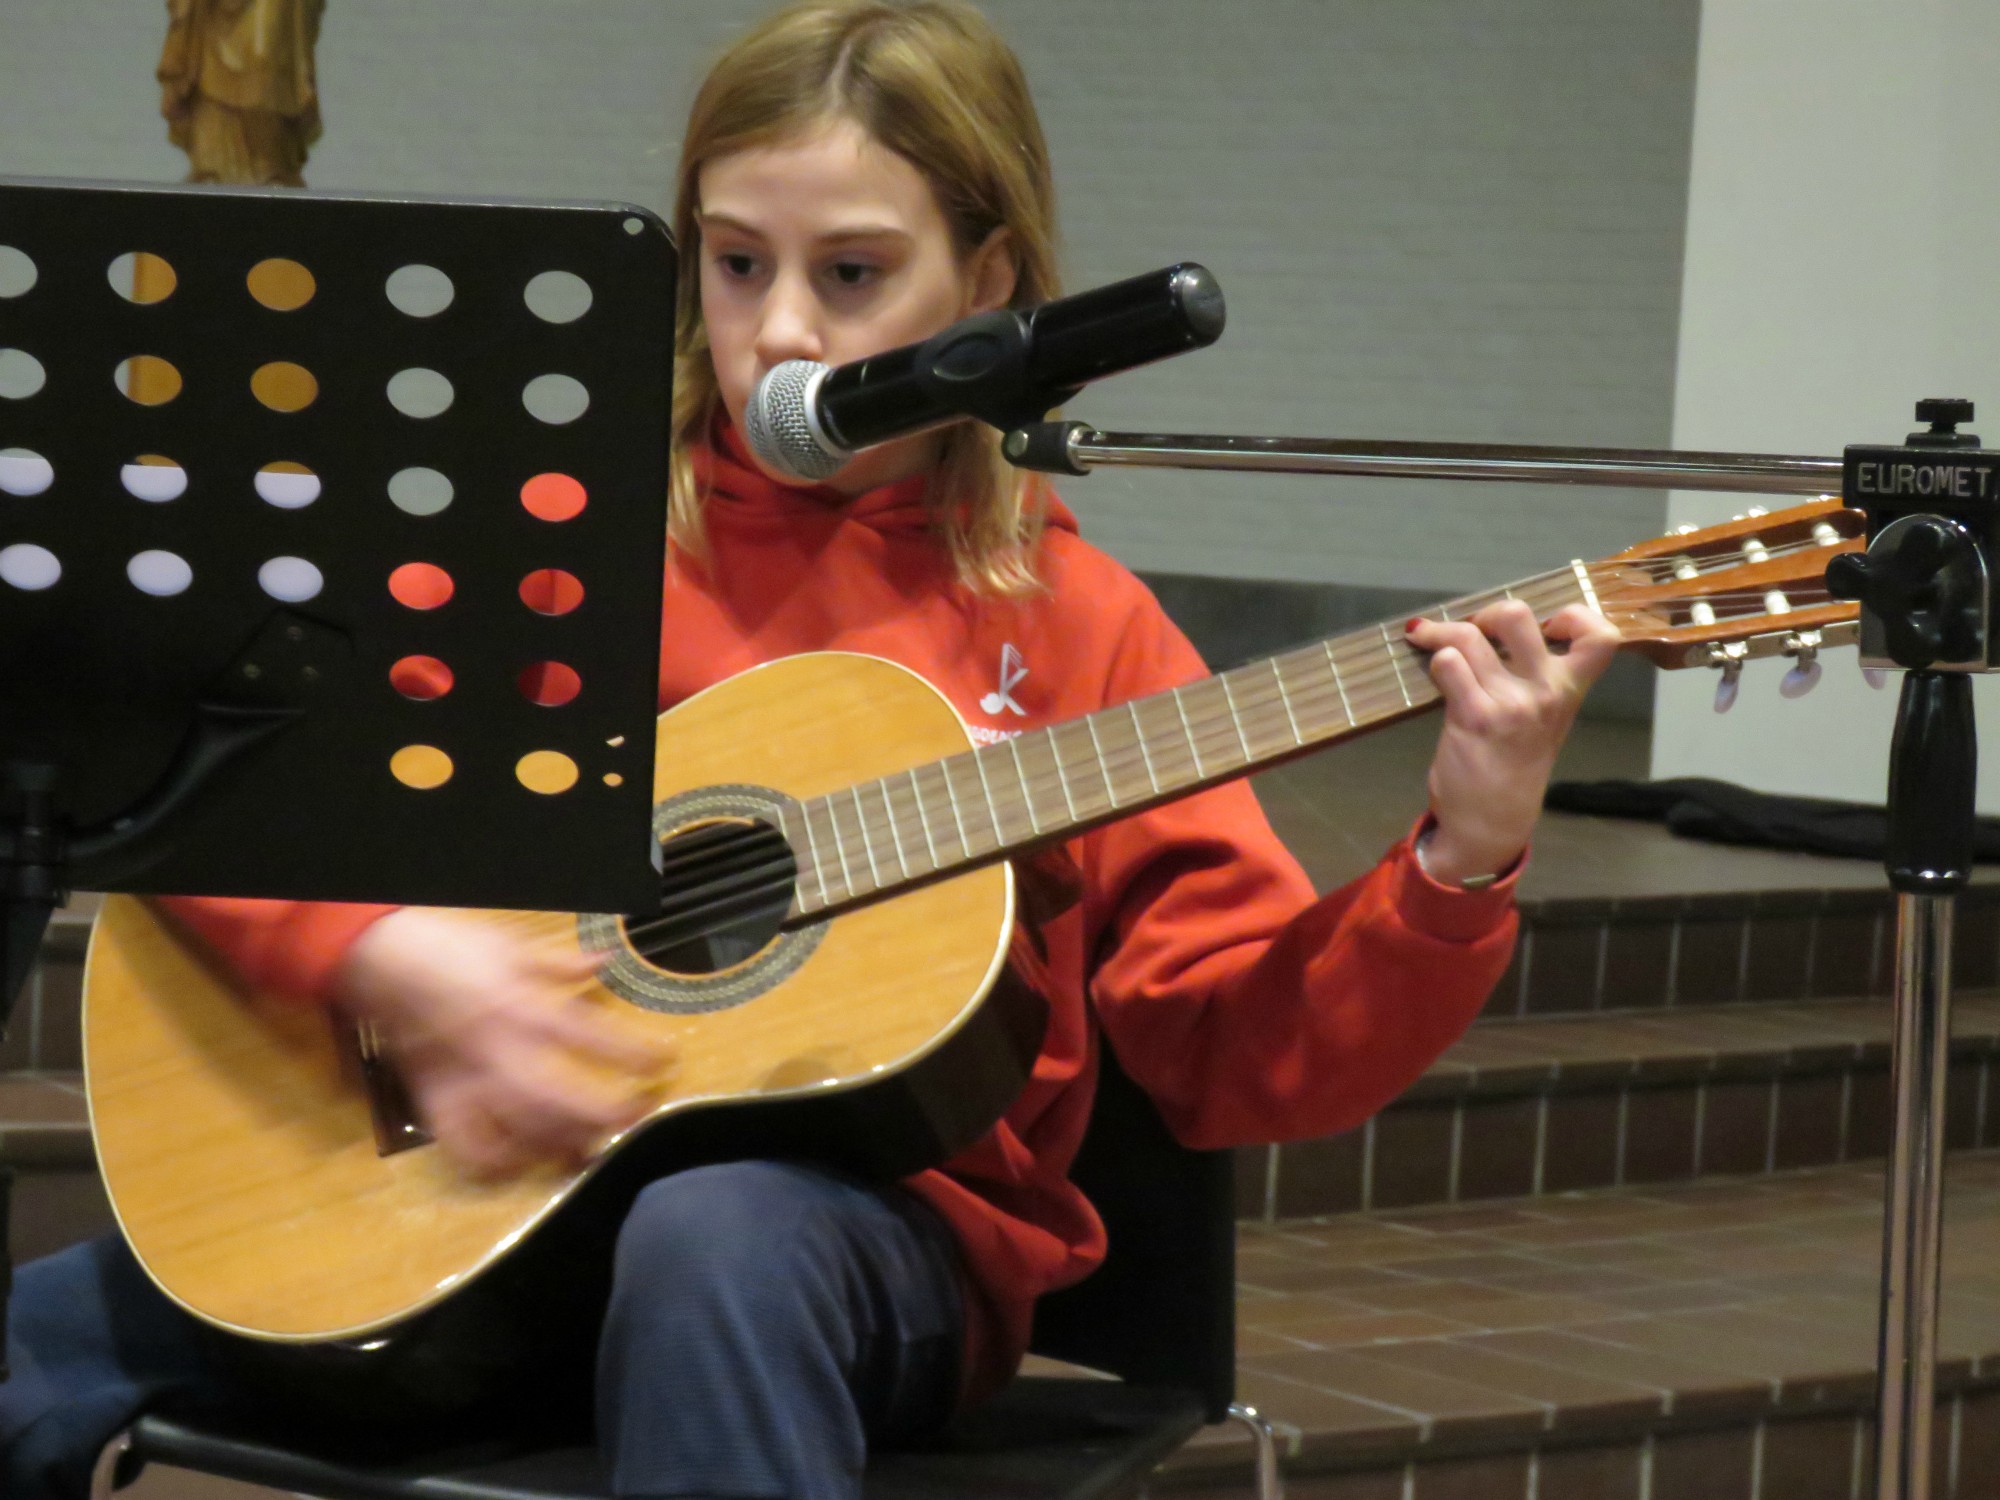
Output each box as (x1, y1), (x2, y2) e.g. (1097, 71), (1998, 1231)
(158, 0), (326, 187)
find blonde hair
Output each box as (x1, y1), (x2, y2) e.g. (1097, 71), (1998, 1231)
(670, 0), (1061, 594)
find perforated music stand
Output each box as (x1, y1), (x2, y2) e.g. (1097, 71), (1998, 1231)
(0, 175), (677, 1367)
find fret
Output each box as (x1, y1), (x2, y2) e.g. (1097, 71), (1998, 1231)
(1269, 658), (1303, 746)
(1218, 671), (1254, 762)
(1004, 736), (1042, 836)
(970, 747), (1009, 849)
(849, 787), (884, 890)
(1043, 727), (1081, 824)
(1380, 623), (1415, 708)
(1570, 560), (1602, 613)
(778, 803), (826, 910)
(819, 796), (858, 899)
(1323, 640), (1355, 724)
(872, 778), (913, 881)
(1170, 686), (1205, 777)
(1127, 702), (1162, 795)
(937, 757), (979, 858)
(900, 769), (942, 871)
(1133, 693), (1199, 788)
(1082, 714), (1122, 810)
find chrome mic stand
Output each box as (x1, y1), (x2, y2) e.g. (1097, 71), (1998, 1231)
(1006, 402), (1987, 1500)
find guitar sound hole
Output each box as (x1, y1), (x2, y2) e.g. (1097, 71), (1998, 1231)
(627, 818), (797, 976)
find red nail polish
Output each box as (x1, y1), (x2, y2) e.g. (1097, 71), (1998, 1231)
(1405, 617), (1423, 632)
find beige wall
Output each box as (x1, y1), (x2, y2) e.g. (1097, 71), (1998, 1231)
(0, 0), (1697, 597)
(1651, 0), (2000, 808)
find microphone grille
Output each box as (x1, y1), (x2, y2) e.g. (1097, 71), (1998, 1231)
(745, 361), (844, 482)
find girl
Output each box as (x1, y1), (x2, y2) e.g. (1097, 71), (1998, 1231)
(1, 3), (1620, 1497)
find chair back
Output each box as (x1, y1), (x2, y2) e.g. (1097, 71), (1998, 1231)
(1026, 1045), (1236, 1422)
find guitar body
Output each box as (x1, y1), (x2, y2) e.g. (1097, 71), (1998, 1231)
(83, 652), (1035, 1343)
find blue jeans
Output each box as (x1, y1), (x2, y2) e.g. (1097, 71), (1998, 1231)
(1, 1160), (966, 1500)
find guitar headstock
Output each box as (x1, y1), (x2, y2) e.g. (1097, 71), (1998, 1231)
(1585, 498), (1864, 671)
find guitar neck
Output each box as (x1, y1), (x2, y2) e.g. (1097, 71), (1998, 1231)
(779, 562), (1596, 918)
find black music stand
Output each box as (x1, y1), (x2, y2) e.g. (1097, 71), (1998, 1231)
(0, 174), (678, 1371)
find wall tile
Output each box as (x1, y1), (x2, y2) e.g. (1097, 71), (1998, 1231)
(1759, 1414), (1861, 1500)
(1411, 1450), (1530, 1500)
(1622, 1086), (1699, 1184)
(1276, 1131), (1367, 1219)
(1810, 909), (1879, 1000)
(1772, 1074), (1846, 1172)
(1236, 1145), (1274, 1221)
(1600, 920), (1673, 1010)
(1535, 1442), (1642, 1500)
(1849, 1070), (1893, 1160)
(1675, 917), (1746, 1005)
(1542, 1093), (1620, 1193)
(36, 957), (83, 1072)
(1523, 923), (1605, 1015)
(1368, 1105), (1456, 1211)
(1743, 914), (1814, 1003)
(1699, 1080), (1774, 1176)
(9, 1168), (113, 1264)
(1650, 1425), (1755, 1500)
(1456, 1096), (1538, 1202)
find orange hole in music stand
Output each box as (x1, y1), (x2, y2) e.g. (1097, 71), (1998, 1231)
(389, 562), (453, 610)
(390, 655), (454, 700)
(520, 568), (583, 616)
(521, 472), (586, 523)
(518, 660), (581, 707)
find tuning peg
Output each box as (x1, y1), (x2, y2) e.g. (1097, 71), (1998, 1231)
(1780, 657), (1822, 698)
(1714, 666), (1741, 713)
(1705, 641), (1749, 713)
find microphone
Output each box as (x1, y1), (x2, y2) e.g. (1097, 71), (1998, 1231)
(744, 263), (1225, 481)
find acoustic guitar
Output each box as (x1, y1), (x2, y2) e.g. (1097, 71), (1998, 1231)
(81, 498), (1864, 1343)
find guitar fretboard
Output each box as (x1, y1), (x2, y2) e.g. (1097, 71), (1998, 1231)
(777, 563), (1596, 916)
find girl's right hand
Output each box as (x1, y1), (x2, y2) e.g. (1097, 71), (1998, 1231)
(335, 908), (678, 1180)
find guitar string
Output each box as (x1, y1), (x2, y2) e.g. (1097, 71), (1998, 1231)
(787, 571), (1581, 904)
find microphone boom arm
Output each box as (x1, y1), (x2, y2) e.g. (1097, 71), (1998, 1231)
(1001, 420), (1842, 498)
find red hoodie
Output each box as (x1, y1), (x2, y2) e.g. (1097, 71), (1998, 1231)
(159, 422), (1517, 1397)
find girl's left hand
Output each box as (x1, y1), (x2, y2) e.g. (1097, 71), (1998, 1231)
(1404, 601), (1623, 886)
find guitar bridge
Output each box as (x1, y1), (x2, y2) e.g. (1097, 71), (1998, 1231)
(353, 1020), (433, 1157)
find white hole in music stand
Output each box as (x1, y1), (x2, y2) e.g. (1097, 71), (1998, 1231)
(525, 271), (593, 324)
(0, 544), (60, 590)
(386, 265), (454, 318)
(389, 467), (453, 516)
(128, 550), (192, 596)
(0, 349), (46, 400)
(107, 251), (175, 305)
(121, 460), (187, 503)
(255, 466), (321, 509)
(388, 368), (454, 419)
(0, 449), (53, 496)
(259, 556), (323, 602)
(0, 247), (35, 299)
(523, 373), (588, 425)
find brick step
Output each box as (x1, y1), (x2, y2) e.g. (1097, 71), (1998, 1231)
(1491, 884), (2000, 1019)
(1242, 993), (2000, 1221)
(1162, 1154), (2000, 1499)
